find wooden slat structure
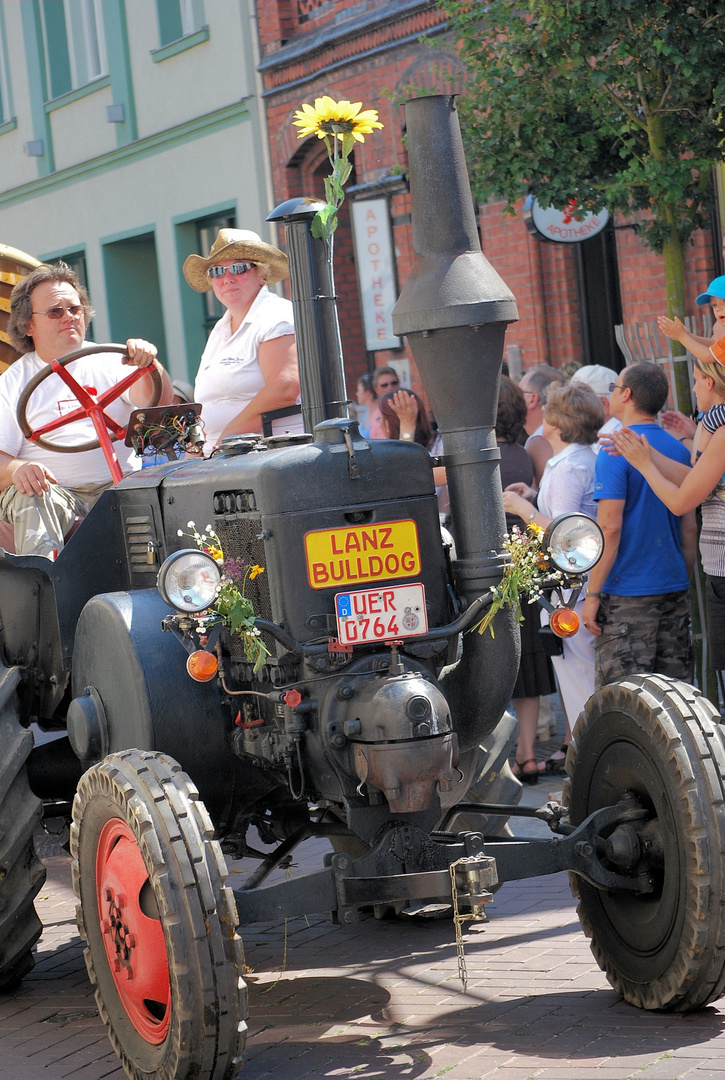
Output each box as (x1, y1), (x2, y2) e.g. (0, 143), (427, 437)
(0, 243), (41, 373)
(614, 313), (714, 413)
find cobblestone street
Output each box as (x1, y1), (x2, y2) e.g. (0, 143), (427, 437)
(3, 792), (725, 1080)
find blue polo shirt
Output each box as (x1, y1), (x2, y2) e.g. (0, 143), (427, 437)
(593, 423), (691, 596)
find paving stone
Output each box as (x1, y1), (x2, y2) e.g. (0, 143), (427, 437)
(4, 805), (725, 1080)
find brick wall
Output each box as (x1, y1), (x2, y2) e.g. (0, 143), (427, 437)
(256, 0), (720, 396)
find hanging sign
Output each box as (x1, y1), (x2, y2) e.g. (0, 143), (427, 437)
(524, 195), (609, 243)
(351, 197), (401, 351)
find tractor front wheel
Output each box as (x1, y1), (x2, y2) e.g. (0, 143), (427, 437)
(71, 749), (247, 1080)
(564, 675), (725, 1012)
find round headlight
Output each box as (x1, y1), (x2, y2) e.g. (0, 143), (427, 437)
(157, 549), (221, 613)
(544, 513), (604, 575)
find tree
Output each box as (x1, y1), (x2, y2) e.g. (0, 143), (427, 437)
(441, 0), (725, 406)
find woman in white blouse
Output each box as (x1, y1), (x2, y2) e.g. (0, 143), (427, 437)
(183, 229), (301, 452)
(503, 382), (604, 773)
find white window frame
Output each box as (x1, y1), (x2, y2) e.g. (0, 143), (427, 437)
(180, 0), (205, 36)
(78, 0), (107, 82)
(40, 0), (107, 98)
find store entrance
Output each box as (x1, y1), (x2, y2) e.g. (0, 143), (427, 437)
(573, 223), (623, 371)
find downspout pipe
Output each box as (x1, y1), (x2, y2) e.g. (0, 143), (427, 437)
(392, 94), (520, 753)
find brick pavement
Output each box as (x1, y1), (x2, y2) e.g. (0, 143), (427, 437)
(3, 811), (725, 1080)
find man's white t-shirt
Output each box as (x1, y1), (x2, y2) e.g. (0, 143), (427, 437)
(0, 350), (138, 488)
(194, 286), (302, 449)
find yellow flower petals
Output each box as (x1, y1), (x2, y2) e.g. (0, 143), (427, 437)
(293, 96), (383, 142)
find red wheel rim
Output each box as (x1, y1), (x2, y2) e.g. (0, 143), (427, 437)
(96, 818), (171, 1043)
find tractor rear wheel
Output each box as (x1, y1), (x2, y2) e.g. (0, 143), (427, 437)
(71, 749), (247, 1080)
(0, 665), (45, 990)
(564, 675), (725, 1012)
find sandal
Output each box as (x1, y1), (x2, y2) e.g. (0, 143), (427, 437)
(512, 758), (543, 785)
(543, 745), (570, 777)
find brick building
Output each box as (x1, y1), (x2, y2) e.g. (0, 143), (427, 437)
(256, 0), (723, 397)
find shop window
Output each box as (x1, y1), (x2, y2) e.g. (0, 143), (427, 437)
(40, 0), (107, 100)
(156, 0), (206, 46)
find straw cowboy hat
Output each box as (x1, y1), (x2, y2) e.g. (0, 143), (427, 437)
(183, 228), (289, 292)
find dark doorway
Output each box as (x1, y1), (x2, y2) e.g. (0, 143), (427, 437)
(103, 233), (168, 368)
(573, 222), (623, 371)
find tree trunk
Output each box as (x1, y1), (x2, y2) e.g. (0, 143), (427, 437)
(662, 226), (691, 414)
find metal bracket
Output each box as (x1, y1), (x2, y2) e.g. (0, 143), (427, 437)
(343, 428), (360, 479)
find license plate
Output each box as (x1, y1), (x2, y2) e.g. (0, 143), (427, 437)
(334, 583), (428, 645)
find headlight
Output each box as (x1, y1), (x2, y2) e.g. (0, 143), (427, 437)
(157, 549), (221, 613)
(544, 513), (604, 575)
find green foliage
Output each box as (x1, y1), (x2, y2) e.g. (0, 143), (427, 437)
(473, 524), (562, 637)
(179, 522), (270, 674)
(311, 149), (353, 241)
(440, 0), (725, 254)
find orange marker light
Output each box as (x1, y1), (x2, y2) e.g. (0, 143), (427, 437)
(187, 650), (218, 682)
(550, 608), (580, 638)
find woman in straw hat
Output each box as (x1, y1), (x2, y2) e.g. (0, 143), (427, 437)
(183, 229), (302, 451)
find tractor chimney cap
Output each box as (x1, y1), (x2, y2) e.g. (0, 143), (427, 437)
(268, 196), (325, 223)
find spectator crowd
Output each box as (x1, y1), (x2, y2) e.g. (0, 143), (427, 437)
(354, 321), (723, 783)
(494, 304), (725, 779)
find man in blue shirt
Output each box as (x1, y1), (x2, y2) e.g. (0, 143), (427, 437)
(581, 363), (696, 688)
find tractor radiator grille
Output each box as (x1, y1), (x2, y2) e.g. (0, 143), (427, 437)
(214, 514), (272, 624)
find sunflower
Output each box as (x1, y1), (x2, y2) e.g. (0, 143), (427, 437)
(293, 96), (383, 143)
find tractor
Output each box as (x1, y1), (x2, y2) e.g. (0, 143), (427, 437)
(2, 95), (725, 1080)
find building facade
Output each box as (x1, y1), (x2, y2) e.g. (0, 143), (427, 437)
(256, 0), (723, 396)
(0, 0), (721, 398)
(0, 0), (275, 384)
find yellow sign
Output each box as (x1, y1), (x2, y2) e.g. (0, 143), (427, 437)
(305, 519), (421, 589)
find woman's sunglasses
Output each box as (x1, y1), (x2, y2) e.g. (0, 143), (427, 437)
(207, 262), (256, 279)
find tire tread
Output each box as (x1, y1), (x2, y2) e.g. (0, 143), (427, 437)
(563, 675), (725, 1012)
(71, 749), (247, 1079)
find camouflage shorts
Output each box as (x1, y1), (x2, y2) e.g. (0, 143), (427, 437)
(594, 590), (693, 689)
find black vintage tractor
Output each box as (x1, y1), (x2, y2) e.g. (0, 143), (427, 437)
(2, 95), (725, 1080)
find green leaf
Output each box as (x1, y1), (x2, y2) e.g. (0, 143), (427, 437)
(437, 0), (725, 313)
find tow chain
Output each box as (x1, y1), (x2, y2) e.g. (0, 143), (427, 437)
(449, 853), (498, 990)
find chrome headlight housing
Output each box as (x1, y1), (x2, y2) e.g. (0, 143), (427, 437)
(157, 549), (221, 613)
(544, 513), (604, 575)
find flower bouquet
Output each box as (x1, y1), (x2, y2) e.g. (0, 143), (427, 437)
(178, 522), (270, 674)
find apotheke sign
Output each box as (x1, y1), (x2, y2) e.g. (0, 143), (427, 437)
(524, 195), (609, 243)
(351, 197), (401, 351)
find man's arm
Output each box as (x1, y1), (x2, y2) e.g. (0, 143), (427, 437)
(123, 340), (174, 407)
(581, 498), (624, 636)
(0, 449), (57, 495)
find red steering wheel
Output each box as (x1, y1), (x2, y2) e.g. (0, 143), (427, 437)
(16, 344), (163, 484)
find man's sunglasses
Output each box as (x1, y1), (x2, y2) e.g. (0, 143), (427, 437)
(207, 262), (256, 279)
(377, 379), (400, 389)
(32, 304), (84, 320)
